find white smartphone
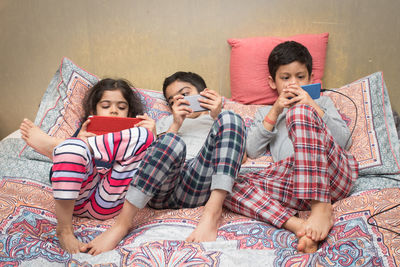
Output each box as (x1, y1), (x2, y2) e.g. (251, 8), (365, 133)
(183, 95), (208, 112)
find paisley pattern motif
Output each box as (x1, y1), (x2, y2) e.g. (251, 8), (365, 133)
(120, 241), (221, 266)
(2, 60), (400, 265)
(1, 178), (400, 266)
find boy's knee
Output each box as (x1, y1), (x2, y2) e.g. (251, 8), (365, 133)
(217, 110), (245, 128)
(287, 104), (318, 124)
(158, 132), (186, 157)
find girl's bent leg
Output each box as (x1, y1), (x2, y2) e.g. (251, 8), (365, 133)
(208, 111), (246, 193)
(79, 127), (154, 219)
(83, 200), (140, 255)
(52, 139), (93, 201)
(88, 127), (154, 164)
(55, 199), (85, 254)
(51, 139), (94, 252)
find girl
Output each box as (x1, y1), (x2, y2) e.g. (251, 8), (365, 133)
(20, 78), (155, 254)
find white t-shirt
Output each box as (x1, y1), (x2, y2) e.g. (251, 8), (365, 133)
(156, 114), (215, 160)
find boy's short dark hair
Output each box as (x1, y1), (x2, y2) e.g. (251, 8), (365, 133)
(162, 71), (207, 98)
(268, 41), (313, 81)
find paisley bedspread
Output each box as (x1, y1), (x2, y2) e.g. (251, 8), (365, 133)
(2, 61), (400, 266)
(1, 177), (400, 266)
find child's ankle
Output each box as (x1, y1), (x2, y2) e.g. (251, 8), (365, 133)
(310, 200), (332, 211)
(114, 220), (132, 234)
(56, 225), (74, 235)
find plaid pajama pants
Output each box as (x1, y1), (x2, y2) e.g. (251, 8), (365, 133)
(128, 111), (246, 209)
(51, 127), (154, 220)
(224, 104), (359, 228)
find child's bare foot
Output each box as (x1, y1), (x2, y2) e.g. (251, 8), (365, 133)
(57, 227), (85, 254)
(186, 207), (222, 242)
(19, 118), (62, 159)
(297, 234), (319, 253)
(82, 223), (130, 255)
(81, 200), (139, 255)
(301, 200), (334, 241)
(282, 215), (319, 253)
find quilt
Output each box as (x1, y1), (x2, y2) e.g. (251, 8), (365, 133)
(2, 58), (400, 266)
(1, 178), (400, 266)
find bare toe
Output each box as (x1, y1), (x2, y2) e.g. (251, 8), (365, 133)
(297, 235), (319, 253)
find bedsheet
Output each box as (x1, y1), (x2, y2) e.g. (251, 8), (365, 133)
(2, 68), (400, 265)
(1, 177), (399, 266)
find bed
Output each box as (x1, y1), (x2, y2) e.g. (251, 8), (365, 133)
(2, 52), (400, 266)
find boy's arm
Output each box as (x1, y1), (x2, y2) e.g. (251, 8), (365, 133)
(246, 107), (277, 159)
(319, 96), (352, 149)
(166, 94), (193, 133)
(284, 85), (352, 149)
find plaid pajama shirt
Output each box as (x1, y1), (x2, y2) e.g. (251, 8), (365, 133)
(224, 104), (359, 228)
(51, 126), (154, 220)
(128, 111), (246, 209)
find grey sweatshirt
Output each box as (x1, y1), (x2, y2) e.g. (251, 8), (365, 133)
(246, 96), (352, 161)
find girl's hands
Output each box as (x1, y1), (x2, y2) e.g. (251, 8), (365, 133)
(136, 113), (157, 136)
(77, 119), (96, 144)
(199, 88), (222, 120)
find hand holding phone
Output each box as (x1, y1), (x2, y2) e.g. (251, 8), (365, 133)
(183, 95), (208, 112)
(301, 83), (321, 99)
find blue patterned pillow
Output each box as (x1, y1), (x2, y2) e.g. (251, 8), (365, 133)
(19, 57), (99, 161)
(19, 58), (171, 162)
(323, 72), (400, 193)
(323, 72), (400, 175)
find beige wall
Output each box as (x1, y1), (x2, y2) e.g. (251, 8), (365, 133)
(1, 0), (399, 139)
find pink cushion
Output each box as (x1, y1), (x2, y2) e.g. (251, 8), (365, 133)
(228, 33), (329, 105)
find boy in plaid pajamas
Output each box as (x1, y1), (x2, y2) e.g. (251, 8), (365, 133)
(84, 71), (246, 255)
(224, 41), (359, 253)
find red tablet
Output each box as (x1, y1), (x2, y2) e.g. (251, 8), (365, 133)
(86, 116), (143, 135)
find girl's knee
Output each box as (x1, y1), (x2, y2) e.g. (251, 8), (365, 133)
(54, 139), (90, 160)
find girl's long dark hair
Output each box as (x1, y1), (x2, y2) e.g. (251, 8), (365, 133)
(82, 78), (144, 121)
